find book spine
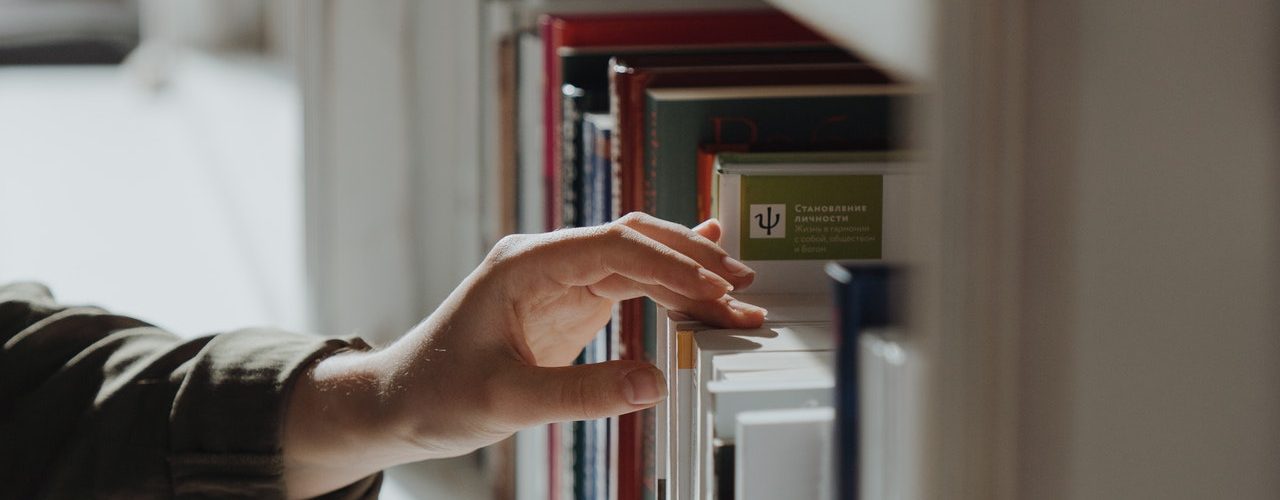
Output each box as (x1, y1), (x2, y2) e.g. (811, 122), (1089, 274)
(716, 172), (743, 258)
(549, 422), (561, 500)
(541, 17), (559, 231)
(645, 105), (660, 218)
(548, 12), (826, 49)
(496, 35), (519, 240)
(696, 145), (748, 223)
(561, 86), (585, 228)
(582, 117), (598, 228)
(602, 127), (614, 222)
(674, 329), (696, 500)
(592, 117), (610, 228)
(831, 265), (895, 500)
(611, 66), (644, 500)
(624, 75), (648, 216)
(712, 441), (734, 500)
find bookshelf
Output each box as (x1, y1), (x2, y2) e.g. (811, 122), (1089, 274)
(301, 1), (1280, 499)
(489, 3), (936, 500)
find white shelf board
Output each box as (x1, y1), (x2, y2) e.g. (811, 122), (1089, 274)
(764, 0), (933, 81)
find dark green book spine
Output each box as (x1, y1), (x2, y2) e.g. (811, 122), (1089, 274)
(644, 91), (902, 227)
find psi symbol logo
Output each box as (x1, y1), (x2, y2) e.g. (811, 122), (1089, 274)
(749, 204), (786, 239)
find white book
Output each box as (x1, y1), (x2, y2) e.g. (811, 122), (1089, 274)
(659, 293), (829, 500)
(712, 350), (834, 380)
(515, 425), (549, 500)
(715, 152), (914, 294)
(859, 334), (923, 500)
(517, 32), (545, 234)
(708, 375), (834, 441)
(735, 407), (836, 500)
(691, 324), (834, 500)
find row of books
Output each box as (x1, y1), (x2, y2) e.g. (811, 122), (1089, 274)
(484, 7), (918, 500)
(655, 152), (918, 500)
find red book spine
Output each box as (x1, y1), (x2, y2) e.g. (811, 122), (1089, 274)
(553, 11), (826, 47)
(606, 57), (637, 500)
(625, 74), (650, 217)
(541, 17), (559, 231)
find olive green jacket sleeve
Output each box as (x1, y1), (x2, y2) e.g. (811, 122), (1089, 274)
(0, 282), (383, 499)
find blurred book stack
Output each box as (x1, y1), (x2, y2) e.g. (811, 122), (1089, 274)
(481, 6), (920, 500)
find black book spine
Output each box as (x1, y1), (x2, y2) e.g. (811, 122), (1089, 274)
(830, 263), (896, 500)
(713, 440), (735, 500)
(561, 85), (586, 229)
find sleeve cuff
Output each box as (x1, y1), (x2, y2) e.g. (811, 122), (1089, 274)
(167, 329), (374, 498)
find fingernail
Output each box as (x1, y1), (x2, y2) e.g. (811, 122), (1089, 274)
(728, 298), (768, 316)
(699, 267), (734, 292)
(721, 255), (755, 278)
(625, 367), (665, 405)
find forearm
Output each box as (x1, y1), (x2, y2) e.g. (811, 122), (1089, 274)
(282, 348), (420, 498)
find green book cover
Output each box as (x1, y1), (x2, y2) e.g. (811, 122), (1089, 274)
(714, 150), (910, 262)
(739, 174), (884, 260)
(643, 85), (911, 227)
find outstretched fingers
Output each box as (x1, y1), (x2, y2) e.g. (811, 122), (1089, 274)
(617, 213), (755, 290)
(533, 223), (734, 302)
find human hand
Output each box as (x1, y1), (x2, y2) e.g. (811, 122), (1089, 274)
(284, 214), (764, 497)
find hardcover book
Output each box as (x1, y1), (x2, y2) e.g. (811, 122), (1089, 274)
(827, 264), (897, 500)
(644, 85), (910, 227)
(610, 59), (891, 220)
(714, 151), (914, 294)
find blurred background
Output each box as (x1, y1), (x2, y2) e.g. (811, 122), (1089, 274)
(0, 0), (306, 336)
(1, 0), (1276, 500)
(0, 0), (486, 497)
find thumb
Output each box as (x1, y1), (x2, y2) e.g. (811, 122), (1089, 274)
(500, 361), (666, 426)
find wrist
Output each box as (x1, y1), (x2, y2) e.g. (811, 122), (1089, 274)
(282, 348), (411, 497)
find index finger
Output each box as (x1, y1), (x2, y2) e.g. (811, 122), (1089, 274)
(529, 224), (734, 302)
(616, 213), (756, 290)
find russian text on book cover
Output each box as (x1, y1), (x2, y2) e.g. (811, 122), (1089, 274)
(741, 176), (882, 260)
